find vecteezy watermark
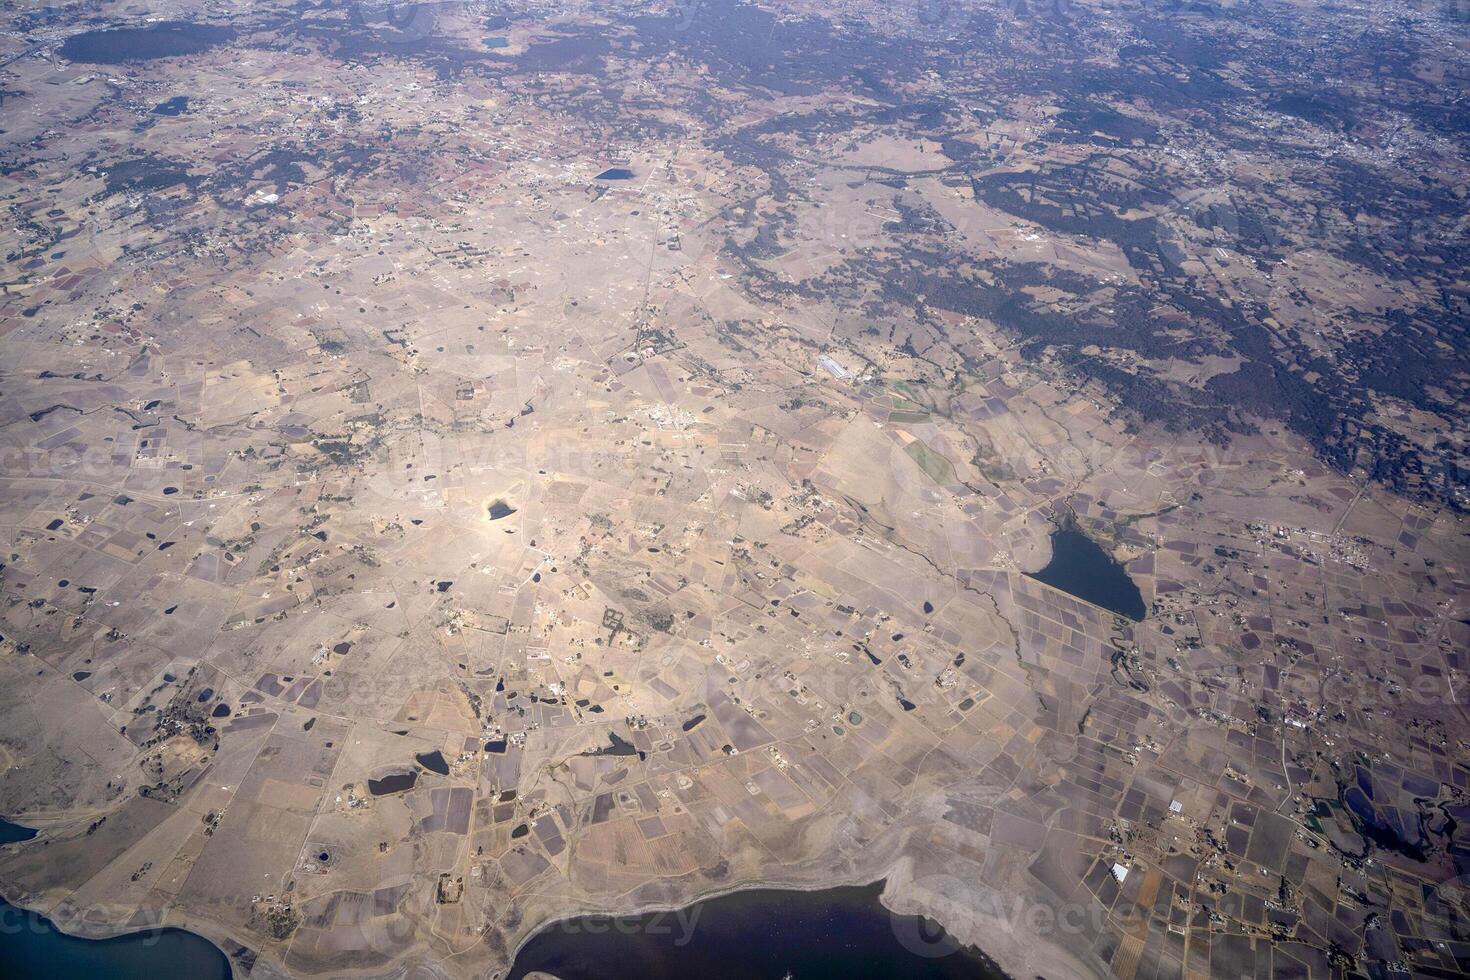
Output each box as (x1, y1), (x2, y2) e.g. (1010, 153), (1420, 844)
(896, 0), (1076, 35)
(350, 0), (440, 45)
(671, 0), (704, 32)
(537, 906), (703, 946)
(0, 901), (166, 946)
(1188, 661), (1467, 716)
(1421, 874), (1470, 949)
(890, 873), (1134, 959)
(1150, 193), (1470, 271)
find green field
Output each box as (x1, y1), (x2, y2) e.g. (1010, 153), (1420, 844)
(904, 440), (957, 485)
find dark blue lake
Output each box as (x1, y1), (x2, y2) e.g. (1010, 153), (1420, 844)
(0, 827), (999, 980)
(59, 22), (234, 64)
(1027, 525), (1146, 621)
(152, 95), (190, 116)
(507, 881), (1007, 980)
(0, 820), (229, 979)
(0, 820), (36, 846)
(0, 899), (230, 980)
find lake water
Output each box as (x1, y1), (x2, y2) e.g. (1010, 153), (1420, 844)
(60, 22), (234, 64)
(1027, 525), (1146, 621)
(152, 95), (190, 116)
(0, 819), (36, 845)
(415, 750), (450, 775)
(0, 817), (1001, 980)
(0, 818), (230, 976)
(507, 881), (1008, 980)
(368, 771), (417, 795)
(0, 899), (230, 980)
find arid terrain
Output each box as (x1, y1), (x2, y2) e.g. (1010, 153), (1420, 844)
(0, 1), (1468, 978)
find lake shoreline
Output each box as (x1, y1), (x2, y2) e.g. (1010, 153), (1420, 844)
(1024, 518), (1147, 621)
(0, 831), (1069, 980)
(505, 858), (1017, 980)
(0, 899), (230, 980)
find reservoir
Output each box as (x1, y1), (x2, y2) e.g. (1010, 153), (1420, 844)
(1027, 524), (1146, 621)
(152, 96), (190, 116)
(0, 819), (37, 845)
(368, 771), (418, 795)
(415, 750), (450, 775)
(0, 823), (1000, 980)
(507, 880), (1008, 980)
(59, 22), (234, 64)
(0, 898), (230, 980)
